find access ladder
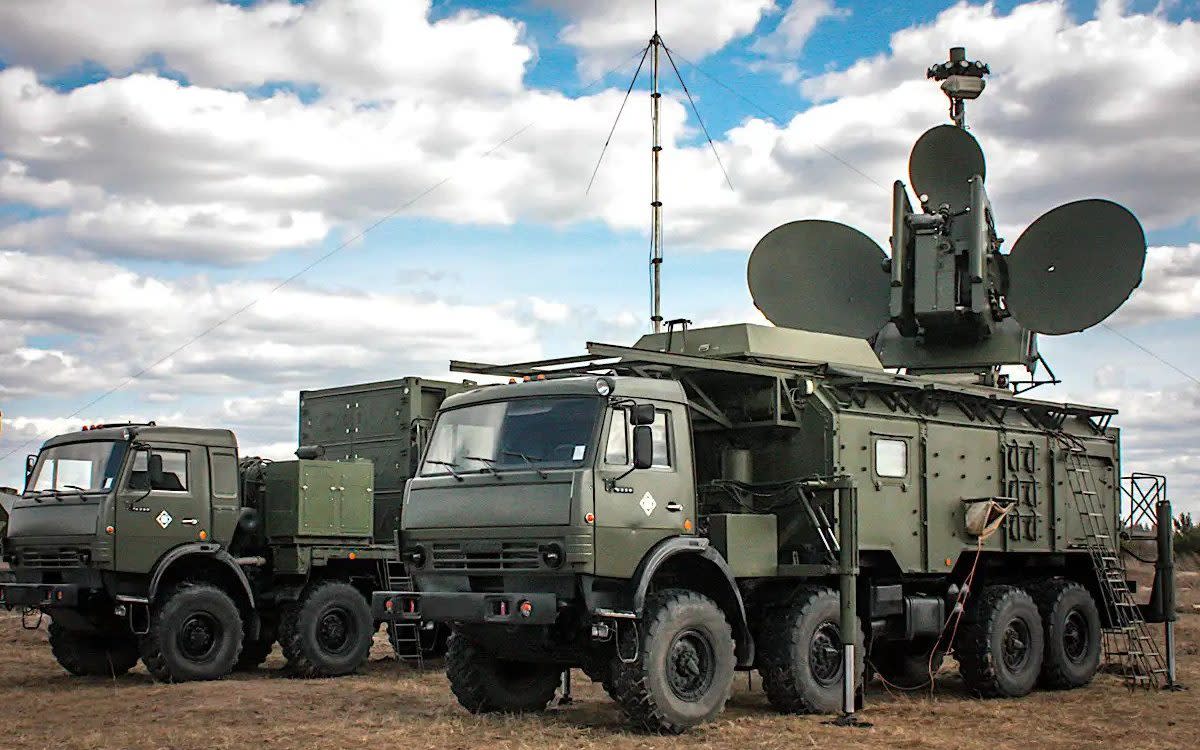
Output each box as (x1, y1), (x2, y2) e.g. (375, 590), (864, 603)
(383, 560), (425, 669)
(1060, 440), (1169, 688)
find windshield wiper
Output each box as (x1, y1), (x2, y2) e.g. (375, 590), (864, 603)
(502, 450), (549, 479)
(425, 459), (464, 482)
(464, 456), (503, 479)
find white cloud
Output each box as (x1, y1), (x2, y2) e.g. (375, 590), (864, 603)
(1112, 244), (1200, 326)
(752, 0), (843, 57)
(0, 249), (546, 399)
(545, 0), (777, 79)
(1, 1), (1197, 279)
(0, 0), (532, 100)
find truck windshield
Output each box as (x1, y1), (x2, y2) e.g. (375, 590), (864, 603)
(421, 396), (602, 476)
(28, 441), (128, 493)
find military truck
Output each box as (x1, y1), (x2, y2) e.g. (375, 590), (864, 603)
(0, 377), (470, 682)
(374, 50), (1177, 732)
(376, 327), (1176, 731)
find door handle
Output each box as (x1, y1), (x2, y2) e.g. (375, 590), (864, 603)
(181, 518), (199, 526)
(665, 502), (682, 512)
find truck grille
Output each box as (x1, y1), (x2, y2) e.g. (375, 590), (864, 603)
(430, 541), (540, 572)
(16, 548), (87, 569)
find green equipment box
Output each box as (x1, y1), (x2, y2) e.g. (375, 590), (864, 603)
(708, 514), (778, 578)
(262, 460), (374, 540)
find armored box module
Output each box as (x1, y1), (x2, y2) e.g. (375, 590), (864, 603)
(299, 377), (475, 542)
(261, 460), (374, 541)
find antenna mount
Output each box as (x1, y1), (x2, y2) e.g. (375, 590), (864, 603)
(927, 47), (989, 128)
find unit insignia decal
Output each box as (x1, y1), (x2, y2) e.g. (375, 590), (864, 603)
(156, 510), (173, 529)
(639, 492), (656, 516)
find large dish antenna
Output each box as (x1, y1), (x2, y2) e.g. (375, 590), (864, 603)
(908, 124), (986, 210)
(748, 220), (891, 339)
(1004, 199), (1146, 335)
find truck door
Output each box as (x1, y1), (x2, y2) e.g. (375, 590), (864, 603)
(594, 404), (695, 579)
(114, 444), (212, 573)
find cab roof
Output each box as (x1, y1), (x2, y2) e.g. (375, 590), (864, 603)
(42, 425), (238, 450)
(439, 375), (686, 412)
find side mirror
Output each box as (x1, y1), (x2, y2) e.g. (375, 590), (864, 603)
(630, 404), (656, 426)
(632, 425), (653, 470)
(24, 455), (36, 486)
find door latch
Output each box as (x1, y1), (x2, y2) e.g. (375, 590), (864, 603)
(181, 518), (199, 526)
(665, 502), (682, 512)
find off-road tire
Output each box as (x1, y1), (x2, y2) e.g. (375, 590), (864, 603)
(612, 589), (736, 734)
(871, 638), (945, 690)
(48, 622), (139, 677)
(956, 585), (1044, 697)
(445, 632), (561, 713)
(138, 582), (244, 683)
(1030, 579), (1101, 689)
(280, 580), (373, 678)
(235, 618), (277, 671)
(758, 586), (865, 714)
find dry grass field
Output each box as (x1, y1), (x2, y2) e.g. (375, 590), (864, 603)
(1, 568), (1196, 750)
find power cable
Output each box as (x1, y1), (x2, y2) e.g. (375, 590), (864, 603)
(669, 51), (886, 190)
(1100, 322), (1200, 387)
(661, 42), (734, 192)
(0, 47), (650, 467)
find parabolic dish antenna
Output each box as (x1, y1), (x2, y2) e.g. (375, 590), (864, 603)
(748, 219), (891, 339)
(908, 124), (986, 210)
(1004, 199), (1146, 335)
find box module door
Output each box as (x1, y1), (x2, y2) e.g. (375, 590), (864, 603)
(855, 424), (922, 573)
(114, 444), (212, 573)
(594, 404), (696, 579)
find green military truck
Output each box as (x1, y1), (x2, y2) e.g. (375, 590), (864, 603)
(0, 377), (470, 682)
(375, 50), (1177, 733)
(376, 327), (1177, 731)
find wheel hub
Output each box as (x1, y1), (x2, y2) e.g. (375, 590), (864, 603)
(317, 608), (351, 653)
(1001, 618), (1031, 671)
(1062, 609), (1090, 663)
(810, 622), (844, 687)
(177, 613), (220, 662)
(667, 629), (715, 702)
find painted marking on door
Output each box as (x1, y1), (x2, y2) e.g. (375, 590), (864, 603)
(639, 492), (657, 516)
(156, 510), (173, 529)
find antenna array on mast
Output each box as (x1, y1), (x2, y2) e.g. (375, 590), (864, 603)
(587, 0), (732, 333)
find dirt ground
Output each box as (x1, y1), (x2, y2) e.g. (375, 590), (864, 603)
(1, 570), (1196, 750)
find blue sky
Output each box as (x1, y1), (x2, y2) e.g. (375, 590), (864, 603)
(1, 0), (1199, 512)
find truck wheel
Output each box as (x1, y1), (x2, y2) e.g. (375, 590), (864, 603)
(280, 581), (373, 678)
(235, 618), (277, 671)
(956, 585), (1044, 697)
(139, 583), (244, 682)
(871, 638), (945, 690)
(1030, 579), (1101, 689)
(48, 622), (139, 677)
(445, 632), (561, 713)
(612, 588), (735, 734)
(758, 587), (865, 714)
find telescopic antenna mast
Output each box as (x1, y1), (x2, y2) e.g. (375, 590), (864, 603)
(585, 0), (733, 333)
(649, 4), (663, 332)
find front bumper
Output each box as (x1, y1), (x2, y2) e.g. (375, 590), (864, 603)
(373, 590), (560, 626)
(0, 581), (81, 608)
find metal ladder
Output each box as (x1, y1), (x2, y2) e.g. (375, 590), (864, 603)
(383, 560), (425, 669)
(1060, 440), (1169, 688)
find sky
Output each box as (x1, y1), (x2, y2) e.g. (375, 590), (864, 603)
(1, 0), (1199, 515)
